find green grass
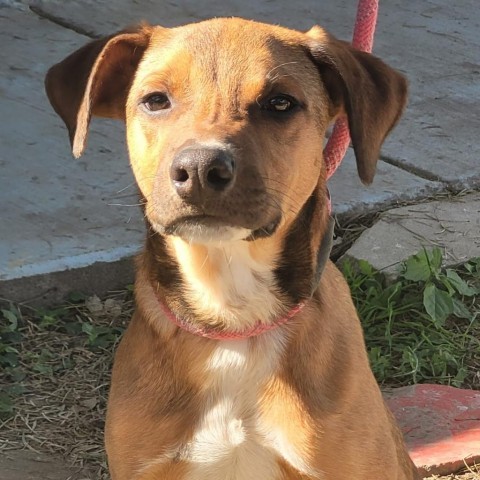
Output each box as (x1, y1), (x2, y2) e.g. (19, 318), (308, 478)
(342, 248), (480, 388)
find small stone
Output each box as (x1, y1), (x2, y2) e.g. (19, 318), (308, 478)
(104, 298), (122, 317)
(80, 397), (98, 410)
(85, 295), (103, 315)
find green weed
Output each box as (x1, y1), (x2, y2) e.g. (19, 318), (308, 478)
(342, 248), (480, 387)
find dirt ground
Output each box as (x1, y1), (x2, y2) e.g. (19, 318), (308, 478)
(0, 450), (478, 480)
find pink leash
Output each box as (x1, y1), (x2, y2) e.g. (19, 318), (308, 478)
(323, 0), (379, 180)
(161, 1), (380, 341)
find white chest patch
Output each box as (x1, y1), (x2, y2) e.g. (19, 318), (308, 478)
(138, 335), (318, 479)
(183, 335), (311, 480)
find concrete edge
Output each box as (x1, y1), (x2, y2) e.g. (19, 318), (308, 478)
(0, 255), (136, 307)
(2, 245), (141, 281)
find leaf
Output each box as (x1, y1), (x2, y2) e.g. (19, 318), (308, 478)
(10, 369), (26, 383)
(445, 269), (478, 296)
(403, 251), (432, 282)
(39, 315), (58, 329)
(1, 330), (22, 345)
(7, 383), (26, 395)
(423, 282), (454, 327)
(452, 367), (468, 387)
(33, 363), (53, 375)
(0, 392), (13, 415)
(438, 274), (455, 296)
(63, 321), (82, 335)
(465, 257), (480, 279)
(67, 291), (87, 303)
(0, 351), (19, 368)
(81, 322), (93, 335)
(358, 259), (374, 276)
(368, 347), (389, 381)
(452, 298), (473, 320)
(429, 247), (443, 274)
(1, 309), (18, 331)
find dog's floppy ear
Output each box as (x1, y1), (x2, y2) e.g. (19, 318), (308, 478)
(305, 27), (408, 184)
(45, 25), (153, 158)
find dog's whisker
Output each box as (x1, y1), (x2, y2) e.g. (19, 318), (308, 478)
(115, 173), (161, 194)
(263, 187), (302, 211)
(115, 181), (139, 194)
(266, 61), (299, 79)
(199, 251), (210, 271)
(108, 202), (145, 207)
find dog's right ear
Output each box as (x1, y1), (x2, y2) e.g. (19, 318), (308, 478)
(45, 25), (153, 158)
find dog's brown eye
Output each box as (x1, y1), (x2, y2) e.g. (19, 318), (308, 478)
(142, 93), (171, 112)
(266, 95), (297, 112)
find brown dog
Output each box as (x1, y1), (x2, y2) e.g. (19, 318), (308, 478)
(46, 17), (419, 480)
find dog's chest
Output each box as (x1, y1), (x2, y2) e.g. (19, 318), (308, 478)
(182, 337), (312, 480)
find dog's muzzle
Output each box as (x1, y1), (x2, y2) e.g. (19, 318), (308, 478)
(155, 145), (281, 242)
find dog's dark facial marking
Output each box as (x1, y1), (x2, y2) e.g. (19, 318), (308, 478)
(274, 194), (318, 303)
(143, 226), (182, 292)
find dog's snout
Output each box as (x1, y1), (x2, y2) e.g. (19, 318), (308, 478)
(170, 148), (236, 201)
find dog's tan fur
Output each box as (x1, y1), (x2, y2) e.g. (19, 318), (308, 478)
(46, 17), (418, 480)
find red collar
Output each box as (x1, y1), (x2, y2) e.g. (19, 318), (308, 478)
(157, 215), (334, 340)
(159, 300), (306, 340)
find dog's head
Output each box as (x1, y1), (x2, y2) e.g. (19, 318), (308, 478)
(46, 18), (406, 244)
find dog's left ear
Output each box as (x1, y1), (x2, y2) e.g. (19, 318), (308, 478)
(305, 26), (408, 184)
(45, 25), (153, 158)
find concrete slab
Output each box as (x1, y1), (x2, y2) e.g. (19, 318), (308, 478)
(386, 384), (480, 477)
(343, 192), (480, 277)
(28, 0), (355, 37)
(0, 8), (144, 304)
(0, 449), (92, 480)
(30, 0), (480, 188)
(328, 149), (441, 218)
(373, 0), (480, 189)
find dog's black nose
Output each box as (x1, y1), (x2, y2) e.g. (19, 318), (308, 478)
(170, 148), (236, 201)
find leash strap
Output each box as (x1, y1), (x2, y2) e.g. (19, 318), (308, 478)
(323, 0), (379, 179)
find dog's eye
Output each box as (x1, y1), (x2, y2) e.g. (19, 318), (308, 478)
(265, 95), (297, 113)
(142, 93), (171, 112)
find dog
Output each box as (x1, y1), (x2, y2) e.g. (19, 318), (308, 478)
(45, 17), (419, 480)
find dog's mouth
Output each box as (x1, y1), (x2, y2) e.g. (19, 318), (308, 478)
(151, 214), (281, 243)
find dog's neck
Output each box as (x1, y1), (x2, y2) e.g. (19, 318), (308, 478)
(166, 236), (287, 331)
(143, 193), (333, 334)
